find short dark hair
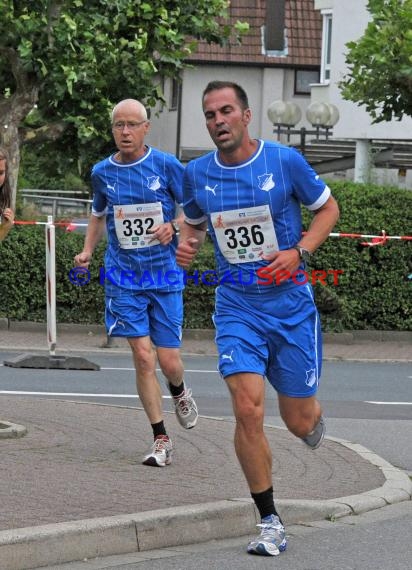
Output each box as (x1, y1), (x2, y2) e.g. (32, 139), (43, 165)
(0, 146), (11, 212)
(202, 81), (249, 110)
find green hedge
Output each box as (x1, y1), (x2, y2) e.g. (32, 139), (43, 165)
(0, 227), (106, 325)
(308, 181), (411, 331)
(0, 181), (411, 331)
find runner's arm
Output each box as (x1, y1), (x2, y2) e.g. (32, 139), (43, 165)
(176, 220), (208, 268)
(74, 214), (106, 267)
(296, 195), (340, 254)
(262, 195), (339, 274)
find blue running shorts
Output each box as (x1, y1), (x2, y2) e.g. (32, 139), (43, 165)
(106, 290), (183, 348)
(213, 284), (322, 398)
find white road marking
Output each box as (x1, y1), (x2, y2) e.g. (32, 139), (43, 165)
(365, 401), (412, 405)
(0, 390), (172, 399)
(101, 367), (217, 373)
(0, 365), (217, 373)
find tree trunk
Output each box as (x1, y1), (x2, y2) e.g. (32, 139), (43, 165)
(1, 123), (21, 210)
(0, 87), (39, 210)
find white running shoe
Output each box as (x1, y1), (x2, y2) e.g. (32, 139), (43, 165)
(142, 435), (173, 467)
(247, 514), (287, 556)
(173, 388), (199, 429)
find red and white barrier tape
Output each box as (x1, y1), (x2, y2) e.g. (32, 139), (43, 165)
(328, 230), (411, 246)
(14, 220), (412, 247)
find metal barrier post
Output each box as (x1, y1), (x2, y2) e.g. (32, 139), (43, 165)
(45, 215), (57, 355)
(4, 217), (99, 370)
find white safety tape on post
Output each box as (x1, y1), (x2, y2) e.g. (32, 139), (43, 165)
(45, 215), (57, 355)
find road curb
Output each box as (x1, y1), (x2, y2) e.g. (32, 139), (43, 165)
(1, 436), (410, 570)
(321, 436), (412, 516)
(0, 421), (27, 439)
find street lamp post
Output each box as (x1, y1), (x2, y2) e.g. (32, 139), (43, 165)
(267, 100), (340, 154)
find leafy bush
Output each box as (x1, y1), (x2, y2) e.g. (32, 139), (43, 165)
(0, 226), (106, 324)
(305, 181), (411, 331)
(0, 181), (411, 331)
(182, 238), (216, 329)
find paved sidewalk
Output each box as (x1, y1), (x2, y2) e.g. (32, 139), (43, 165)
(0, 323), (411, 569)
(0, 320), (411, 361)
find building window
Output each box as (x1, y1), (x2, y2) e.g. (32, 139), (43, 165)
(265, 0), (285, 51)
(262, 0), (288, 56)
(321, 11), (332, 83)
(170, 78), (180, 111)
(294, 69), (320, 95)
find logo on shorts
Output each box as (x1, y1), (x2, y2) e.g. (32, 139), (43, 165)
(305, 369), (317, 388)
(221, 350), (234, 362)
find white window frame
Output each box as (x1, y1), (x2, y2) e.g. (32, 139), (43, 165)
(261, 25), (288, 57)
(320, 10), (333, 84)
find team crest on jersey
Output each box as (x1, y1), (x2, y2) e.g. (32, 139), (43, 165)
(258, 173), (275, 191)
(147, 176), (161, 191)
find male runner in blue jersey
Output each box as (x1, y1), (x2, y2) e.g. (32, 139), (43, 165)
(176, 81), (339, 556)
(75, 99), (198, 467)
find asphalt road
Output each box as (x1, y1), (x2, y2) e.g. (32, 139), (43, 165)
(1, 351), (411, 474)
(1, 350), (411, 570)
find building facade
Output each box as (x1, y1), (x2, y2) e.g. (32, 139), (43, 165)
(146, 0), (412, 187)
(147, 0), (322, 160)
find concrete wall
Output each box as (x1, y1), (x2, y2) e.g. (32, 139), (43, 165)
(146, 78), (179, 155)
(314, 0), (333, 9)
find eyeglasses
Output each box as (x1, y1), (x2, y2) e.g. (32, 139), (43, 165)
(112, 120), (147, 131)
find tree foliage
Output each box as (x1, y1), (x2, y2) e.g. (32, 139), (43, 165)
(339, 0), (412, 123)
(0, 0), (248, 202)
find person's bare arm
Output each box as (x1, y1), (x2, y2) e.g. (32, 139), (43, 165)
(262, 196), (340, 274)
(74, 214), (106, 267)
(297, 195), (340, 253)
(0, 208), (14, 241)
(176, 220), (208, 268)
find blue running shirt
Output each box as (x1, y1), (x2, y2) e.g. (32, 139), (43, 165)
(91, 146), (184, 295)
(183, 140), (330, 295)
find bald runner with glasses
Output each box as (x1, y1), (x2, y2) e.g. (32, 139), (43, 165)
(75, 99), (198, 467)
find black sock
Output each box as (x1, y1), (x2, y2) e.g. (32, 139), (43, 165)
(151, 420), (167, 439)
(251, 487), (282, 523)
(169, 381), (185, 398)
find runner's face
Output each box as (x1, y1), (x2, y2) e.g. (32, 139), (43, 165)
(203, 88), (251, 154)
(112, 103), (150, 161)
